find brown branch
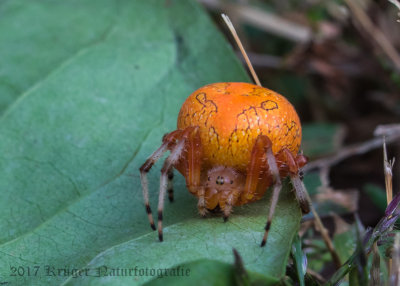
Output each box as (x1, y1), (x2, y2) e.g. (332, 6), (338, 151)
(303, 124), (400, 173)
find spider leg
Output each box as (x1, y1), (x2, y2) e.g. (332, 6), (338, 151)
(186, 126), (205, 216)
(242, 135), (282, 247)
(157, 126), (201, 241)
(261, 136), (282, 247)
(197, 187), (207, 216)
(167, 169), (174, 202)
(158, 142), (185, 241)
(139, 130), (183, 231)
(222, 189), (241, 222)
(174, 126), (205, 215)
(242, 135), (271, 202)
(282, 148), (310, 214)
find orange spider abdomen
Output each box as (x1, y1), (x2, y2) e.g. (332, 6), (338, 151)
(177, 82), (302, 171)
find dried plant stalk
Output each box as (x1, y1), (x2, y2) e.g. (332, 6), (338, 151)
(221, 14), (261, 87)
(383, 138), (395, 204)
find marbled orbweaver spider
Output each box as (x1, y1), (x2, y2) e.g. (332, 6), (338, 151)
(139, 14), (309, 247)
(139, 82), (310, 247)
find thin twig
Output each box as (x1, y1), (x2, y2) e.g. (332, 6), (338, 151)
(222, 14), (261, 86)
(344, 0), (400, 70)
(375, 124), (400, 136)
(388, 0), (400, 22)
(383, 137), (395, 275)
(303, 127), (400, 173)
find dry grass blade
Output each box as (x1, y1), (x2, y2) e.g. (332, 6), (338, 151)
(383, 136), (395, 277)
(222, 13), (261, 87)
(383, 138), (395, 204)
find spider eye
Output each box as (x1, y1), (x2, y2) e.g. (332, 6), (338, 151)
(216, 176), (224, 185)
(230, 180), (233, 184)
(207, 176), (211, 181)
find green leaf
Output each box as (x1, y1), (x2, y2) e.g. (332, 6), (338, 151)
(363, 184), (387, 213)
(303, 172), (322, 197)
(143, 258), (276, 286)
(144, 259), (238, 286)
(61, 184), (298, 285)
(0, 0), (302, 285)
(291, 235), (306, 286)
(0, 0), (116, 114)
(333, 226), (357, 264)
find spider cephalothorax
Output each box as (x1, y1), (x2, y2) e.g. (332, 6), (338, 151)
(204, 166), (244, 217)
(139, 82), (309, 247)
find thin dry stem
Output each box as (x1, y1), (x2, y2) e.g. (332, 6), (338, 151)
(375, 124), (400, 136)
(222, 14), (261, 86)
(304, 188), (342, 269)
(383, 137), (395, 275)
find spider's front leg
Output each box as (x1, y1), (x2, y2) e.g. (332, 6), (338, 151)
(167, 168), (174, 202)
(139, 130), (183, 231)
(154, 126), (203, 242)
(173, 126), (206, 216)
(280, 148), (310, 214)
(241, 135), (282, 247)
